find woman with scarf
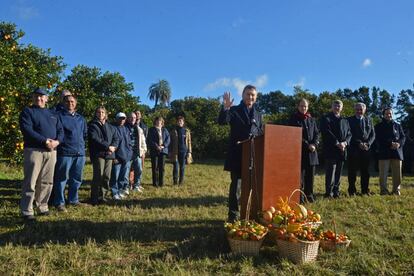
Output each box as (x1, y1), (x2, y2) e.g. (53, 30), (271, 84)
(147, 116), (170, 187)
(288, 99), (319, 203)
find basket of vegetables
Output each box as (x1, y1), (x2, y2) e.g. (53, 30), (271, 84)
(225, 220), (268, 256)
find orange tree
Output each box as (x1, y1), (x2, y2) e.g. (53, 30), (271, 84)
(60, 65), (141, 122)
(0, 22), (65, 163)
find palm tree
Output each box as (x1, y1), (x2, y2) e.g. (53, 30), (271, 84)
(148, 79), (171, 108)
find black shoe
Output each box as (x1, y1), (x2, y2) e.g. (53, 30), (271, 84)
(38, 211), (50, 216)
(349, 192), (356, 197)
(22, 215), (36, 221)
(306, 194), (315, 203)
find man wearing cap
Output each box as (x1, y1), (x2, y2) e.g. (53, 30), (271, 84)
(110, 112), (133, 199)
(19, 88), (64, 221)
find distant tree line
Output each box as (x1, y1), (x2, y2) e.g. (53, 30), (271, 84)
(1, 21), (413, 164)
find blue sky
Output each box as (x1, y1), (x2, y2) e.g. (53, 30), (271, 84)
(1, 0), (413, 106)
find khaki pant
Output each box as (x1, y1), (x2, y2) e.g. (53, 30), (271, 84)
(378, 159), (402, 194)
(91, 157), (113, 204)
(20, 148), (57, 216)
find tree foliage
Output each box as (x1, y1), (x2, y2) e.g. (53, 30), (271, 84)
(61, 65), (140, 122)
(148, 79), (171, 108)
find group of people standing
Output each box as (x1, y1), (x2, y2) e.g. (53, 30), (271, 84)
(19, 88), (192, 221)
(219, 85), (406, 222)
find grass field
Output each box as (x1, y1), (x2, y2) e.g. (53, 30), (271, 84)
(0, 160), (413, 275)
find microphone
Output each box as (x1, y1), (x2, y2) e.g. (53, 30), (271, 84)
(251, 118), (257, 126)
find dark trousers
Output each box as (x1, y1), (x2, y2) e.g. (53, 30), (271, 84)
(325, 159), (344, 197)
(301, 164), (315, 202)
(348, 151), (371, 195)
(151, 154), (166, 187)
(173, 152), (186, 184)
(91, 157), (113, 204)
(228, 171), (240, 222)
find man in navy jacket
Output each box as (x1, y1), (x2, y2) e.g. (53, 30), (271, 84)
(347, 102), (375, 196)
(110, 112), (133, 199)
(53, 95), (87, 212)
(218, 84), (263, 222)
(19, 88), (64, 221)
(320, 100), (352, 198)
(375, 107), (406, 195)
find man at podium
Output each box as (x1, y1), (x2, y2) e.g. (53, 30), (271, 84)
(218, 84), (263, 222)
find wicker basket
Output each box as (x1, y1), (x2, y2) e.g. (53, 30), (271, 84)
(227, 236), (265, 256)
(320, 239), (351, 251)
(276, 238), (320, 264)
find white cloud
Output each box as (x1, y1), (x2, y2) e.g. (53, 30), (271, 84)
(204, 74), (268, 95)
(232, 17), (245, 28)
(362, 58), (372, 68)
(286, 77), (306, 88)
(12, 1), (39, 20)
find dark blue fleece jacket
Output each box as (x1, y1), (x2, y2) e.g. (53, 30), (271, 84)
(57, 110), (87, 156)
(19, 105), (64, 149)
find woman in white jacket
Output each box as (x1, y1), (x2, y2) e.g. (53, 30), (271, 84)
(126, 112), (147, 192)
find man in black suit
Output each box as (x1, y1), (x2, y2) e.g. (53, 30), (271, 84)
(347, 102), (375, 196)
(320, 100), (352, 198)
(375, 107), (405, 195)
(218, 84), (263, 222)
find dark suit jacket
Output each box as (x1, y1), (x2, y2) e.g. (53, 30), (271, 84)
(320, 112), (352, 160)
(288, 114), (319, 166)
(218, 101), (263, 175)
(347, 115), (376, 155)
(374, 119), (405, 160)
(147, 127), (171, 156)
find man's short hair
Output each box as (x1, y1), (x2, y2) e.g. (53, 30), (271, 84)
(354, 102), (366, 109)
(177, 115), (185, 121)
(64, 94), (76, 101)
(382, 107), (393, 115)
(242, 84), (257, 95)
(332, 99), (343, 106)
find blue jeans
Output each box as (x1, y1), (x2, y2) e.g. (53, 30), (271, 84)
(131, 155), (143, 188)
(110, 160), (131, 196)
(173, 152), (186, 184)
(53, 155), (86, 206)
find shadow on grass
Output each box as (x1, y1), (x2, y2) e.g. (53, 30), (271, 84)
(130, 195), (227, 209)
(0, 218), (230, 258)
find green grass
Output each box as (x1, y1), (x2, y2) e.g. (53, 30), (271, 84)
(0, 161), (413, 275)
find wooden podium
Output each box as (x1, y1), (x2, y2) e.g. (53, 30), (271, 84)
(240, 124), (302, 220)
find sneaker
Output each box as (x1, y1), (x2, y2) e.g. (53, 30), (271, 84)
(113, 194), (121, 200)
(56, 205), (68, 213)
(123, 189), (130, 195)
(136, 187), (144, 193)
(119, 193), (126, 199)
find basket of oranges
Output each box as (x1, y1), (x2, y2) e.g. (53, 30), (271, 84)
(319, 228), (351, 251)
(225, 220), (268, 256)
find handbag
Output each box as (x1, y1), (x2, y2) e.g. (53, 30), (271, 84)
(186, 153), (193, 164)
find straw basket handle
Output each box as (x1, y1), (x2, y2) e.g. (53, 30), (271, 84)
(288, 188), (309, 205)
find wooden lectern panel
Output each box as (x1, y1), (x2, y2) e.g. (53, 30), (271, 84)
(241, 124), (302, 220)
